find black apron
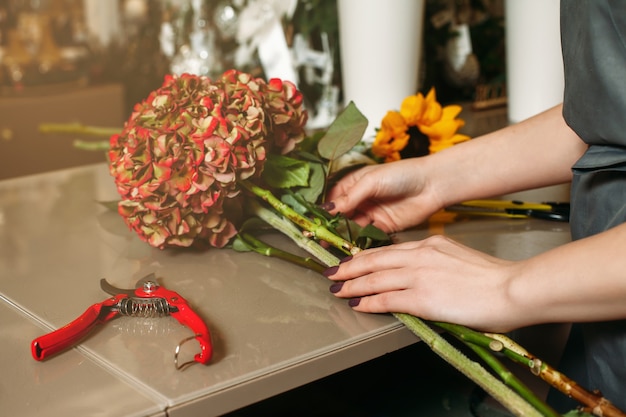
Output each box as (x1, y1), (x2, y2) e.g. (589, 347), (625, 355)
(549, 0), (626, 411)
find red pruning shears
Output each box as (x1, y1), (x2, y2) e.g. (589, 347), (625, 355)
(31, 273), (212, 370)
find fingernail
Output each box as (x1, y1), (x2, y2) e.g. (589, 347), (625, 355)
(323, 265), (339, 277)
(340, 255), (353, 264)
(329, 282), (344, 293)
(319, 201), (335, 211)
(348, 298), (361, 307)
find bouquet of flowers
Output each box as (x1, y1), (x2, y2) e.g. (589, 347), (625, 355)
(104, 70), (388, 269)
(108, 70), (305, 250)
(41, 70), (623, 417)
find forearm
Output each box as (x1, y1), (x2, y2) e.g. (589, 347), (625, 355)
(505, 222), (626, 327)
(421, 104), (588, 208)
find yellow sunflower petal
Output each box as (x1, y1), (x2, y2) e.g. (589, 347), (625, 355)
(424, 87), (437, 106)
(429, 133), (471, 153)
(400, 94), (425, 126)
(372, 126), (410, 162)
(380, 110), (408, 135)
(419, 115), (462, 138)
(420, 100), (443, 126)
(440, 104), (464, 121)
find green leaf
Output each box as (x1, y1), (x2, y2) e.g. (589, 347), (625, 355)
(231, 236), (254, 252)
(239, 217), (273, 233)
(358, 223), (391, 242)
(356, 223), (392, 249)
(281, 193), (309, 216)
(262, 153), (310, 189)
(295, 161), (326, 204)
(331, 216), (391, 250)
(317, 101), (368, 161)
(297, 131), (325, 154)
(293, 149), (324, 163)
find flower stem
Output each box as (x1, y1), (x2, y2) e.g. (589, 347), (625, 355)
(73, 139), (110, 151)
(242, 181), (358, 255)
(249, 199), (341, 267)
(485, 333), (626, 417)
(435, 323), (626, 417)
(240, 170), (625, 416)
(238, 232), (327, 274)
(434, 322), (534, 366)
(238, 203), (542, 415)
(250, 212), (550, 417)
(239, 230), (544, 414)
(463, 341), (560, 417)
(244, 186), (619, 416)
(39, 123), (120, 137)
(394, 313), (544, 417)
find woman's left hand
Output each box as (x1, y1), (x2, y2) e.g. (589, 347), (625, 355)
(325, 235), (522, 333)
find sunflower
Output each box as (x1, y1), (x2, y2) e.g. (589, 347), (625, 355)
(372, 88), (470, 162)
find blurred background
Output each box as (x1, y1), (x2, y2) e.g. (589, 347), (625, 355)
(0, 0), (510, 178)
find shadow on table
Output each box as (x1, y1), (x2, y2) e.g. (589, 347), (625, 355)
(225, 339), (514, 417)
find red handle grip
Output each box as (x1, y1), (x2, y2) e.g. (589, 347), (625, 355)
(31, 300), (118, 361)
(173, 303), (212, 364)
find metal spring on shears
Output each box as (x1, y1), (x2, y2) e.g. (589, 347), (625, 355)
(117, 297), (171, 318)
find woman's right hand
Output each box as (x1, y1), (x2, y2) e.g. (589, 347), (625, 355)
(326, 158), (442, 233)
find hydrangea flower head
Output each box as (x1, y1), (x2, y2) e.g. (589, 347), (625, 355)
(108, 71), (306, 249)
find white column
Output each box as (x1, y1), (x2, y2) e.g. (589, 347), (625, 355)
(505, 0), (563, 123)
(338, 0), (425, 140)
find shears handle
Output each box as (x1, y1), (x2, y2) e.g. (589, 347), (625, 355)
(169, 298), (212, 366)
(31, 297), (121, 361)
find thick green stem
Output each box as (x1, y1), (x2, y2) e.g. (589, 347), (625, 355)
(394, 313), (543, 417)
(436, 323), (626, 417)
(242, 181), (357, 255)
(463, 341), (561, 417)
(486, 333), (626, 417)
(249, 199), (341, 267)
(434, 322), (534, 367)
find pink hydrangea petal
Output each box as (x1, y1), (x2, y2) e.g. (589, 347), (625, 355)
(108, 70), (307, 249)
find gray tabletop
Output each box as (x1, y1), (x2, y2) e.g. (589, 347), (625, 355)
(0, 163), (571, 417)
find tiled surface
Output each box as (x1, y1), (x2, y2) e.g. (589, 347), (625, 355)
(0, 164), (417, 417)
(0, 300), (164, 417)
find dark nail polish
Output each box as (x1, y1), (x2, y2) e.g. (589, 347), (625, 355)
(329, 282), (344, 293)
(319, 201), (335, 211)
(348, 298), (361, 307)
(340, 255), (353, 264)
(323, 265), (339, 277)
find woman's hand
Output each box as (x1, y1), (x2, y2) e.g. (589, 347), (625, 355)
(325, 235), (523, 333)
(326, 159), (442, 233)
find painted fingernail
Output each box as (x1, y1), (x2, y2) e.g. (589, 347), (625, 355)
(323, 265), (339, 277)
(348, 298), (361, 307)
(319, 201), (335, 211)
(329, 282), (344, 293)
(340, 255), (353, 264)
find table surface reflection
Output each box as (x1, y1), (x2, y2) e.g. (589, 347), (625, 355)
(0, 163), (572, 417)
